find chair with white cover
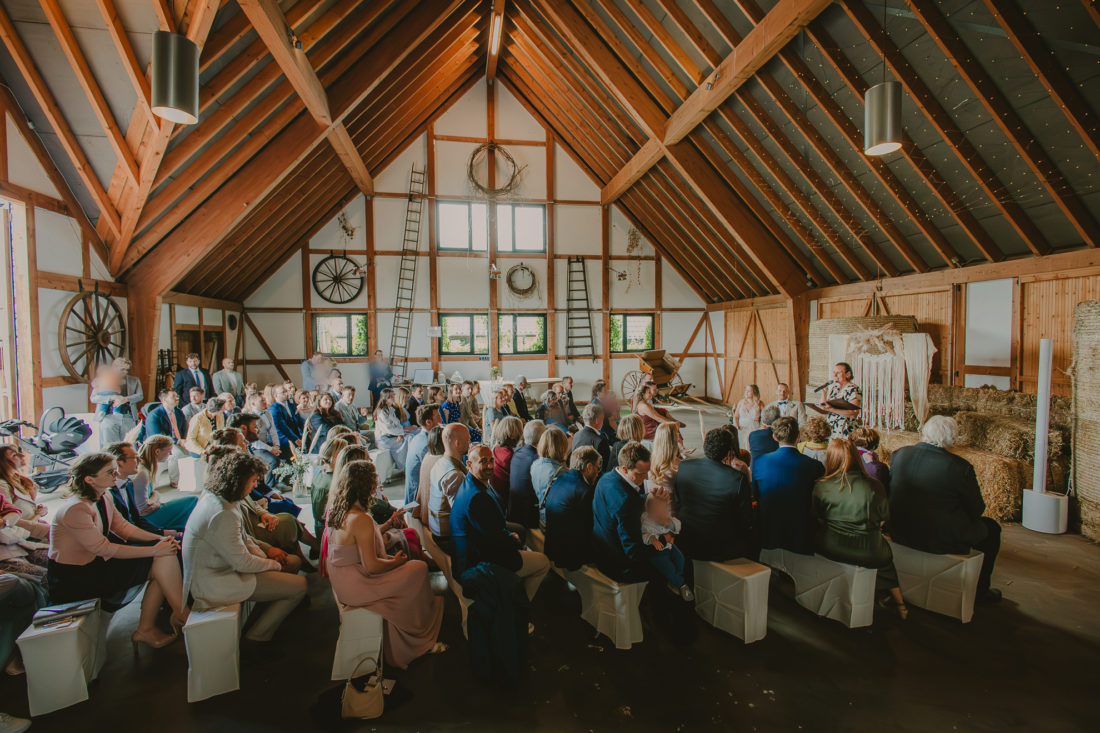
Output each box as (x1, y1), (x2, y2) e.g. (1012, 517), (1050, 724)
(888, 541), (983, 623)
(176, 456), (206, 493)
(693, 559), (771, 643)
(759, 548), (877, 628)
(183, 602), (254, 702)
(331, 601), (384, 680)
(559, 565), (646, 650)
(421, 531), (473, 637)
(16, 606), (109, 716)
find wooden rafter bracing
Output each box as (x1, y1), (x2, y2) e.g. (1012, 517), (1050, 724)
(94, 0), (153, 125)
(486, 0), (506, 80)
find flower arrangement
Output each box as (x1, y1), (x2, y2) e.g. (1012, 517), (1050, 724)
(271, 455), (310, 496)
(490, 366), (501, 380)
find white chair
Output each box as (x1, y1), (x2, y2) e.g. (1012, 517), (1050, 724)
(693, 559), (771, 643)
(183, 602), (254, 702)
(421, 531), (473, 637)
(888, 541), (984, 623)
(759, 548), (877, 628)
(331, 603), (384, 680)
(17, 608), (109, 716)
(369, 449), (399, 484)
(560, 565), (647, 650)
(177, 456), (206, 493)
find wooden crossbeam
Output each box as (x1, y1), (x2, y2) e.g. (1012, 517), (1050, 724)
(94, 0), (154, 130)
(486, 0), (506, 80)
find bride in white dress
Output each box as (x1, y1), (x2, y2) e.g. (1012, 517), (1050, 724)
(732, 384), (765, 453)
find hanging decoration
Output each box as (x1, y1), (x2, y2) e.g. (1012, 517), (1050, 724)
(624, 227), (643, 291)
(466, 142), (525, 198)
(313, 254), (365, 303)
(58, 290), (127, 380)
(505, 262), (539, 299)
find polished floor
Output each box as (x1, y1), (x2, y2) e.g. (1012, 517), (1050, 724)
(3, 408), (1098, 731)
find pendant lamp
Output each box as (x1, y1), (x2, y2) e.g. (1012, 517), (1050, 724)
(864, 80), (902, 155)
(151, 30), (199, 125)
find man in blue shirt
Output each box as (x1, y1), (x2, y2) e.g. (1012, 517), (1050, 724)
(404, 403), (442, 504)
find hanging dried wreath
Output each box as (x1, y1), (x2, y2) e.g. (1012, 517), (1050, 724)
(467, 142), (525, 198)
(625, 227), (643, 292)
(505, 263), (539, 299)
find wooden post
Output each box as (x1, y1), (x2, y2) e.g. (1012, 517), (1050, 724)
(654, 252), (663, 348)
(545, 134), (556, 378)
(427, 124), (440, 375)
(601, 205), (610, 384)
(789, 292), (810, 399)
(10, 205), (41, 420)
(127, 286), (162, 403)
(487, 82), (500, 370)
(1010, 277), (1022, 391)
(301, 245), (312, 362)
(364, 194), (378, 355)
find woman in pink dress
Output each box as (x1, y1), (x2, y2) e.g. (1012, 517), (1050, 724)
(324, 459), (445, 668)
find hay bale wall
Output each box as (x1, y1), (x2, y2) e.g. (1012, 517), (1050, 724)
(916, 384), (1072, 431)
(1072, 302), (1100, 541)
(807, 316), (919, 395)
(879, 431), (1028, 522)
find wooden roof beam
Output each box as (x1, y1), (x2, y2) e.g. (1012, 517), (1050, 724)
(238, 0), (373, 197)
(486, 0), (505, 80)
(94, 0), (153, 124)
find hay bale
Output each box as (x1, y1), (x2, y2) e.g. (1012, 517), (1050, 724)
(807, 316), (919, 395)
(1073, 301), (1100, 541)
(878, 431), (1027, 522)
(924, 384), (1072, 431)
(952, 411), (1067, 461)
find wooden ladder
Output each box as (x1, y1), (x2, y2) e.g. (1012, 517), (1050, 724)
(388, 165), (427, 379)
(565, 256), (596, 361)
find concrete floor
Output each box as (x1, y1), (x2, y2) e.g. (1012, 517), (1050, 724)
(4, 406), (1099, 731)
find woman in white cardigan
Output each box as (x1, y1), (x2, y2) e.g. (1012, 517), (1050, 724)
(373, 388), (410, 464)
(182, 451), (306, 642)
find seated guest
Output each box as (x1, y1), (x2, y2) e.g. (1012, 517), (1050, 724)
(439, 383), (463, 426)
(226, 415), (303, 519)
(310, 438), (348, 543)
(813, 439), (907, 618)
(560, 376), (582, 426)
(534, 390), (568, 429)
(450, 446), (549, 602)
(532, 427), (570, 527)
(184, 452), (306, 642)
(642, 491), (692, 601)
(851, 427), (890, 491)
(459, 382), (484, 442)
(213, 358), (244, 403)
(591, 441), (655, 583)
(591, 380), (619, 442)
(1, 572), (44, 679)
(510, 376), (532, 422)
(483, 388), (512, 440)
(269, 384), (303, 453)
(645, 423), (681, 495)
(218, 392), (241, 416)
(428, 424), (471, 553)
(183, 397), (226, 456)
(797, 417), (830, 465)
(0, 445), (50, 540)
(405, 404), (442, 505)
(49, 454), (186, 649)
(490, 417), (523, 510)
(748, 405), (781, 463)
(544, 446), (602, 570)
(888, 416), (1002, 602)
(416, 427), (446, 527)
(394, 387), (416, 431)
(328, 372), (345, 404)
(406, 385), (423, 427)
(129, 438), (198, 532)
(336, 386), (361, 431)
(374, 388), (410, 464)
(0, 490), (46, 586)
(717, 425), (752, 479)
(672, 428), (754, 561)
(426, 385), (444, 406)
(181, 386), (206, 424)
(767, 382), (806, 426)
(634, 382), (685, 442)
(507, 420), (545, 528)
(244, 392), (282, 483)
(752, 417), (824, 555)
(324, 460), (446, 667)
(608, 415), (644, 474)
(307, 393), (343, 453)
(571, 403), (611, 473)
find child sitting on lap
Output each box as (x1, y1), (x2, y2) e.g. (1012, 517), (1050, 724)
(641, 492), (693, 602)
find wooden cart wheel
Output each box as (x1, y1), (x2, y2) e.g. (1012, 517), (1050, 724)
(621, 370), (645, 400)
(58, 291), (127, 380)
(312, 254), (364, 304)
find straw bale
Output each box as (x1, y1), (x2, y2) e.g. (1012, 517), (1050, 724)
(922, 384), (1071, 431)
(1072, 301), (1100, 540)
(952, 411), (1066, 461)
(878, 431), (1026, 522)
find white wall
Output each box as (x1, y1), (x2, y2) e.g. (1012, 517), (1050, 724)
(242, 78), (714, 402)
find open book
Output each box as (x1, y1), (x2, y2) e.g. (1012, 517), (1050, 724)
(807, 399), (861, 415)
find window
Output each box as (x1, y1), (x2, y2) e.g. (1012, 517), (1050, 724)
(496, 203), (546, 252)
(498, 313), (546, 354)
(440, 313), (489, 355)
(438, 201), (488, 251)
(609, 313), (654, 353)
(313, 314), (368, 357)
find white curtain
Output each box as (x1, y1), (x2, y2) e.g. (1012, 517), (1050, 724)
(903, 332), (937, 427)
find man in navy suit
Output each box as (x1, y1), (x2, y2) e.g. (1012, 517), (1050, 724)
(591, 440), (654, 583)
(752, 417), (824, 555)
(544, 446), (602, 571)
(450, 445), (549, 602)
(172, 352), (214, 402)
(268, 384), (303, 452)
(748, 405), (780, 463)
(673, 429), (755, 561)
(103, 442), (167, 536)
(146, 389), (187, 445)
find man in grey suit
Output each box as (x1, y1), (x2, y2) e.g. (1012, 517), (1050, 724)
(212, 358), (245, 402)
(90, 357), (143, 446)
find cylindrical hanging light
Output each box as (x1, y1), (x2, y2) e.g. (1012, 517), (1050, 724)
(151, 30), (199, 125)
(864, 81), (902, 156)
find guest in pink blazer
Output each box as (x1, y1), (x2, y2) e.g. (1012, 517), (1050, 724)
(47, 453), (187, 650)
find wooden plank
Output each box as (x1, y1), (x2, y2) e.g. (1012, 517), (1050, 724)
(365, 194), (377, 356)
(600, 138), (662, 204)
(486, 0), (506, 80)
(601, 205), (610, 383)
(0, 181), (69, 217)
(162, 291), (242, 311)
(11, 207), (40, 419)
(545, 133), (556, 377)
(244, 313), (290, 381)
(36, 271), (127, 297)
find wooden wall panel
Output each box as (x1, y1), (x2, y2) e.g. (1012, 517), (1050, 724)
(1020, 273), (1100, 396)
(723, 305), (791, 405)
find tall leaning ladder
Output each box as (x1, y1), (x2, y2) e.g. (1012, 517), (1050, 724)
(388, 165), (427, 380)
(565, 256), (596, 361)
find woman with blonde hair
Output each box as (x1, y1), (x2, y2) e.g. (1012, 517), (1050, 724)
(813, 438), (906, 619)
(531, 428), (571, 527)
(483, 388), (511, 442)
(394, 387), (415, 430)
(310, 437), (348, 543)
(489, 416), (523, 507)
(798, 416), (831, 466)
(134, 436), (198, 531)
(324, 460), (445, 667)
(374, 388), (409, 464)
(609, 415), (644, 474)
(646, 422), (681, 495)
(732, 384), (765, 451)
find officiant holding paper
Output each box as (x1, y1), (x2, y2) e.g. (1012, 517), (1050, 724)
(818, 362), (862, 439)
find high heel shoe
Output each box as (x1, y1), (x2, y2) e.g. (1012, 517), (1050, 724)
(169, 612), (188, 635)
(131, 628), (177, 653)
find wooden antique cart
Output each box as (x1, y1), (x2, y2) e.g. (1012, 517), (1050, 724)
(621, 349), (694, 404)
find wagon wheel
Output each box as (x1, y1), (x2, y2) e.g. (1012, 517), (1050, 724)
(620, 370), (645, 401)
(58, 291), (126, 380)
(656, 374), (685, 402)
(312, 254), (364, 304)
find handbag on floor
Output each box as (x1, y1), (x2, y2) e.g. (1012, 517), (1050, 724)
(341, 655), (384, 720)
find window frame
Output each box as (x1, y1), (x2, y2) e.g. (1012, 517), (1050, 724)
(498, 312), (547, 355)
(439, 312), (490, 355)
(312, 313), (369, 358)
(609, 312), (655, 354)
(436, 200), (488, 252)
(495, 202), (547, 253)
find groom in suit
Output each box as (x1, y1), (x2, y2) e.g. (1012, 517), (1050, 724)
(751, 417), (824, 555)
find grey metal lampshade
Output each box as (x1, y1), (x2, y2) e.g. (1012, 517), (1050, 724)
(864, 81), (902, 156)
(151, 30), (199, 125)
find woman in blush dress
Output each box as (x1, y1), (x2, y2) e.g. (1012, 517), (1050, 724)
(732, 384), (765, 453)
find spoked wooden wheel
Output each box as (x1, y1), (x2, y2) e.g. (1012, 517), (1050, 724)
(58, 291), (126, 380)
(621, 370), (645, 401)
(312, 254), (364, 304)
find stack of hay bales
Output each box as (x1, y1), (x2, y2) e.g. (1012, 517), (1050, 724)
(1072, 302), (1100, 541)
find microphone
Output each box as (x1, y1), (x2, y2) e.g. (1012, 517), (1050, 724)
(813, 381), (832, 393)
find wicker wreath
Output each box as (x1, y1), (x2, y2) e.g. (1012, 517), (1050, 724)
(505, 263), (539, 299)
(467, 142), (525, 198)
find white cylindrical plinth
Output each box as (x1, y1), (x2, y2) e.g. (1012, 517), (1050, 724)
(1032, 338), (1052, 494)
(1022, 488), (1068, 534)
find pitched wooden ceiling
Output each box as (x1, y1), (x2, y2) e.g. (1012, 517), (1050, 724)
(0, 0), (1097, 305)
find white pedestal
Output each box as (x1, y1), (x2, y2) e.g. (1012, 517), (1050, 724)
(17, 609), (109, 716)
(560, 565), (647, 650)
(422, 531), (473, 638)
(184, 602), (253, 702)
(888, 541), (983, 623)
(693, 559), (770, 643)
(331, 604), (384, 680)
(177, 457), (206, 493)
(760, 548), (877, 628)
(1022, 489), (1069, 535)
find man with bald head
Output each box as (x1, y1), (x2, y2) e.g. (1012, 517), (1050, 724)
(428, 423), (471, 554)
(450, 444), (549, 602)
